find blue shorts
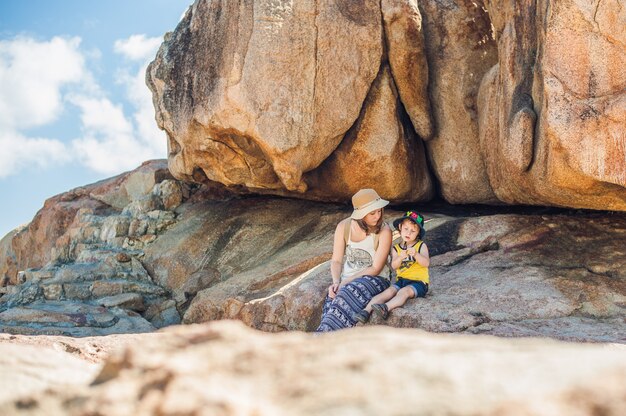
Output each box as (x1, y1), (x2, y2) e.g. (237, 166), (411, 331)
(393, 278), (428, 298)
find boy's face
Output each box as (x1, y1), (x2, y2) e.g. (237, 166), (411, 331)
(399, 220), (419, 243)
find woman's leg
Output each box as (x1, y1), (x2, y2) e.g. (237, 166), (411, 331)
(321, 294), (333, 317)
(316, 276), (389, 332)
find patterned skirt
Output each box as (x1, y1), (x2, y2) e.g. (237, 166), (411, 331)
(316, 275), (390, 332)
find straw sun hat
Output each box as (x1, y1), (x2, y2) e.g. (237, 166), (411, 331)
(350, 189), (389, 220)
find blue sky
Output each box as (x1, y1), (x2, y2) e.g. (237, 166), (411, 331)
(0, 0), (191, 238)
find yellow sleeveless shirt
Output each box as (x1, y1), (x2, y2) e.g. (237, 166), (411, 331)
(394, 241), (429, 284)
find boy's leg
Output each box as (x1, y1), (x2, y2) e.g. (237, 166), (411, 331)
(364, 286), (398, 313)
(386, 286), (416, 312)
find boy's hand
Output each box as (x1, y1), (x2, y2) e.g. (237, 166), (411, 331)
(407, 247), (417, 257)
(399, 250), (409, 260)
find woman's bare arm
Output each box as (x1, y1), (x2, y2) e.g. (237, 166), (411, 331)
(330, 220), (347, 285)
(327, 219), (349, 299)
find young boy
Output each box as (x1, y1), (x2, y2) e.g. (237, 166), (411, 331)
(355, 210), (430, 322)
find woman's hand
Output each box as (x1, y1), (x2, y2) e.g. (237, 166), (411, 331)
(328, 283), (340, 299)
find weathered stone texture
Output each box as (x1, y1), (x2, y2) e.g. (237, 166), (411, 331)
(148, 0), (384, 194)
(0, 160), (186, 336)
(418, 0), (499, 204)
(2, 321), (625, 415)
(146, 0), (625, 210)
(382, 0), (434, 139)
(304, 65), (434, 202)
(479, 0), (626, 210)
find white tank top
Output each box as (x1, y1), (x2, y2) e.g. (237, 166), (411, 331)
(342, 232), (390, 280)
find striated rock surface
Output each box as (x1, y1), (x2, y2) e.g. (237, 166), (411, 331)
(147, 0), (625, 210)
(147, 0), (435, 203)
(141, 196), (345, 332)
(1, 160), (174, 286)
(418, 0), (499, 204)
(0, 160), (191, 335)
(479, 0), (626, 210)
(1, 321), (626, 415)
(1, 161), (624, 341)
(147, 0), (385, 193)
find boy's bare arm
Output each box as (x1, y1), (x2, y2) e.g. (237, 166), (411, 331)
(415, 243), (430, 267)
(390, 248), (405, 270)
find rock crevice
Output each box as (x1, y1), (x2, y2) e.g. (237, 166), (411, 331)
(146, 0), (625, 211)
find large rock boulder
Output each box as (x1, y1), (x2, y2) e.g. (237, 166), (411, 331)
(1, 321), (625, 415)
(147, 0), (384, 193)
(478, 0), (626, 210)
(303, 65), (434, 201)
(147, 0), (434, 202)
(147, 0), (625, 210)
(418, 0), (499, 204)
(0, 160), (190, 335)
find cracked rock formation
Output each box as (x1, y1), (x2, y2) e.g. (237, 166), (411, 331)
(1, 160), (625, 340)
(0, 161), (189, 335)
(147, 0), (625, 210)
(2, 160), (625, 340)
(147, 0), (435, 203)
(479, 0), (626, 210)
(417, 0), (499, 204)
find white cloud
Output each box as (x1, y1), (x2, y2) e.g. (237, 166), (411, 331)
(117, 61), (166, 151)
(71, 95), (133, 136)
(0, 34), (166, 178)
(113, 34), (162, 61)
(0, 36), (87, 130)
(0, 131), (70, 178)
(69, 33), (166, 175)
(0, 36), (86, 177)
(70, 39), (167, 176)
(70, 95), (162, 175)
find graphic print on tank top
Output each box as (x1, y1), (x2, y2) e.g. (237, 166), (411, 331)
(397, 242), (421, 274)
(400, 256), (415, 271)
(345, 246), (373, 270)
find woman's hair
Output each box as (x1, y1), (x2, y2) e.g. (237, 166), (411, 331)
(356, 209), (384, 235)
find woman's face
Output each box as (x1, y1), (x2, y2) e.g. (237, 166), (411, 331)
(363, 209), (382, 227)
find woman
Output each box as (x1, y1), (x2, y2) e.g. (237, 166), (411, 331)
(316, 188), (392, 332)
